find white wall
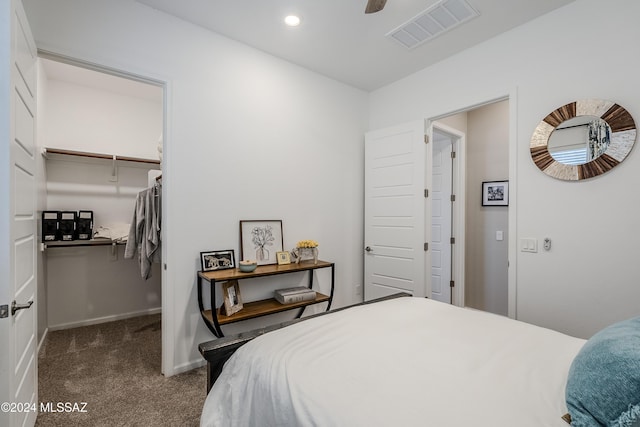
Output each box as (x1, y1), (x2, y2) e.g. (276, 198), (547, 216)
(23, 0), (368, 374)
(44, 161), (162, 329)
(40, 66), (163, 330)
(46, 244), (161, 329)
(44, 77), (162, 159)
(370, 0), (640, 338)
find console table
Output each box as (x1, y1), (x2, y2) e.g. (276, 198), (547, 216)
(197, 260), (335, 337)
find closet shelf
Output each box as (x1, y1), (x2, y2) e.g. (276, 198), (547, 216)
(44, 239), (126, 249)
(42, 147), (161, 168)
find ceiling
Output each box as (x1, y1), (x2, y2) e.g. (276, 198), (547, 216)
(135, 0), (575, 91)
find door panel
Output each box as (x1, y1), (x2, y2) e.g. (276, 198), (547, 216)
(14, 6), (37, 99)
(1, 2), (38, 426)
(15, 90), (34, 156)
(431, 136), (452, 303)
(364, 121), (426, 300)
(371, 195), (414, 217)
(14, 236), (34, 294)
(365, 282), (412, 301)
(370, 226), (414, 248)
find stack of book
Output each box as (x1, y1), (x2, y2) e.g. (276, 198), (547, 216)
(274, 286), (317, 304)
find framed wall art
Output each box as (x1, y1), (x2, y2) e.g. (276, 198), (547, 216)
(482, 181), (509, 206)
(200, 249), (236, 272)
(220, 280), (243, 316)
(239, 220), (283, 265)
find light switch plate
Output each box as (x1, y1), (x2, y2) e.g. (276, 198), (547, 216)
(521, 238), (537, 253)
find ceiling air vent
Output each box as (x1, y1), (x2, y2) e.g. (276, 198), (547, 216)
(387, 0), (479, 50)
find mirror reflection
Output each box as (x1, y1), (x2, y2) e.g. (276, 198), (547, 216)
(530, 99), (636, 181)
(548, 116), (611, 165)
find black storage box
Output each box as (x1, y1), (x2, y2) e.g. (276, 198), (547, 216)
(42, 211), (60, 242)
(76, 210), (94, 240)
(58, 211), (77, 241)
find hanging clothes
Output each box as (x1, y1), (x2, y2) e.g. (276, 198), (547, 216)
(125, 182), (161, 279)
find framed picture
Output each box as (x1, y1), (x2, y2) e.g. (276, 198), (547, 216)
(200, 249), (235, 272)
(482, 180), (509, 206)
(276, 251), (291, 265)
(220, 280), (243, 316)
(240, 220), (283, 266)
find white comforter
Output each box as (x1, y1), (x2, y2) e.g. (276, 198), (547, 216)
(201, 297), (585, 427)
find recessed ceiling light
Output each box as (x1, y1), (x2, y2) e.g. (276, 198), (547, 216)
(284, 15), (301, 27)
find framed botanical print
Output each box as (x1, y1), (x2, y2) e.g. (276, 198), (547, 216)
(239, 220), (284, 265)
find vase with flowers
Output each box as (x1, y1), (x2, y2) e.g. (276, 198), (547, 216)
(294, 240), (319, 264)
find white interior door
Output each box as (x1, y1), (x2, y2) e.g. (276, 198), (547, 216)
(364, 121), (428, 300)
(0, 2), (38, 426)
(431, 135), (452, 303)
(429, 121), (466, 307)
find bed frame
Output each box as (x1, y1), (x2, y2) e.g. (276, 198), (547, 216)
(198, 292), (411, 392)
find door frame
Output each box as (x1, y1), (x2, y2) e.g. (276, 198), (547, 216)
(426, 91), (516, 318)
(34, 50), (174, 373)
(428, 122), (466, 307)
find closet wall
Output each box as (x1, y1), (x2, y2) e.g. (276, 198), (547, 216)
(39, 59), (163, 332)
(465, 101), (509, 315)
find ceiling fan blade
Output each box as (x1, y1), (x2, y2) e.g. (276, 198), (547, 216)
(365, 0), (387, 14)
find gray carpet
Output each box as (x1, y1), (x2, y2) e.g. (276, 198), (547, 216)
(36, 314), (207, 426)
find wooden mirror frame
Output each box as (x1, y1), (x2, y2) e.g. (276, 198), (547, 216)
(530, 99), (636, 180)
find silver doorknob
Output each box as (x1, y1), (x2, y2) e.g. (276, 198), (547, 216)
(365, 246), (372, 252)
(11, 300), (33, 316)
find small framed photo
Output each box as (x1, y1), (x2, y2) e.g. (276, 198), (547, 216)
(240, 220), (284, 266)
(482, 180), (509, 206)
(200, 249), (236, 272)
(276, 251), (291, 265)
(220, 280), (243, 316)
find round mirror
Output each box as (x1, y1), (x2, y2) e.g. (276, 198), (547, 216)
(530, 99), (636, 180)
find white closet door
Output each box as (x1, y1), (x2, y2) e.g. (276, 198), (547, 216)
(0, 2), (38, 426)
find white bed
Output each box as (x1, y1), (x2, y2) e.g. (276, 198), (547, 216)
(201, 297), (587, 427)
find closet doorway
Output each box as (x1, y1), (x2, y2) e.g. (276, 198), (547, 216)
(430, 99), (510, 316)
(37, 55), (166, 371)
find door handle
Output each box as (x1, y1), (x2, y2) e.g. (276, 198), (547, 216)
(11, 300), (33, 316)
(365, 246), (372, 252)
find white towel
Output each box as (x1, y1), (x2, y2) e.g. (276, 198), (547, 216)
(93, 223), (130, 242)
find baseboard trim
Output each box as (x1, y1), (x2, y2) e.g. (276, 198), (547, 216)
(170, 358), (206, 377)
(37, 327), (49, 354)
(48, 307), (162, 331)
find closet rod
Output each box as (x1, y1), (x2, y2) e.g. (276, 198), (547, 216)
(43, 147), (161, 165)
